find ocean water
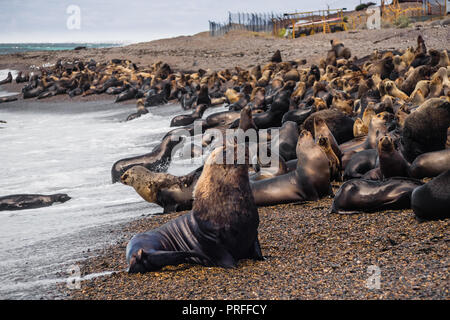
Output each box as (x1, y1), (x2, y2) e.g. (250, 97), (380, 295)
(0, 99), (224, 299)
(0, 43), (121, 55)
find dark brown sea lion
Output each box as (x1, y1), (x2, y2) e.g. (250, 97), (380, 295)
(401, 98), (450, 163)
(250, 130), (331, 206)
(111, 134), (183, 183)
(126, 99), (148, 121)
(330, 178), (423, 214)
(0, 96), (19, 104)
(343, 149), (378, 180)
(170, 104), (208, 127)
(409, 149), (450, 179)
(0, 194), (71, 211)
(121, 165), (202, 213)
(378, 135), (410, 178)
(281, 107), (313, 126)
(250, 81), (295, 129)
(302, 108), (355, 144)
(0, 72), (12, 85)
(125, 145), (263, 273)
(411, 170), (450, 221)
(268, 121), (298, 161)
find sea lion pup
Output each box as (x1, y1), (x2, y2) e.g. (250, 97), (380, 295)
(0, 72), (12, 85)
(126, 99), (148, 121)
(378, 135), (410, 179)
(317, 135), (341, 182)
(126, 144), (263, 273)
(0, 194), (71, 211)
(170, 104), (208, 127)
(409, 149), (450, 179)
(411, 170), (450, 221)
(121, 165), (202, 213)
(330, 178), (423, 214)
(111, 134), (183, 183)
(401, 98), (450, 163)
(251, 130), (331, 206)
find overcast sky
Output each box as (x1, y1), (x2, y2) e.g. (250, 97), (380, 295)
(0, 0), (378, 43)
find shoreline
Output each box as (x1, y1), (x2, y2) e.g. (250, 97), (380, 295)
(1, 23), (449, 73)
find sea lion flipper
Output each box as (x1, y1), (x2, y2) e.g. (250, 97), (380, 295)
(248, 238), (264, 261)
(143, 250), (206, 270)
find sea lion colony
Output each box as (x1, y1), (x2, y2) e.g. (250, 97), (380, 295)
(0, 36), (449, 273)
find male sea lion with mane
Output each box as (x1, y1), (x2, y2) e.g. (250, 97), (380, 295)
(125, 145), (263, 273)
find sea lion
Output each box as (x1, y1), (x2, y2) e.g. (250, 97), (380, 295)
(313, 117), (342, 162)
(343, 149), (378, 180)
(281, 107), (313, 126)
(121, 165), (202, 213)
(302, 109), (355, 144)
(111, 134), (183, 183)
(0, 72), (12, 85)
(378, 135), (409, 178)
(170, 104), (208, 127)
(409, 149), (450, 179)
(250, 153), (287, 181)
(126, 99), (148, 121)
(330, 178), (423, 214)
(250, 81), (295, 129)
(251, 130), (331, 206)
(268, 121), (299, 161)
(411, 170), (450, 221)
(317, 135), (341, 182)
(0, 194), (71, 211)
(126, 145), (263, 273)
(353, 118), (368, 137)
(401, 98), (450, 163)
(0, 96), (18, 104)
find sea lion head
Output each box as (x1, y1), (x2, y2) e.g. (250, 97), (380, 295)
(52, 194), (71, 203)
(378, 135), (394, 153)
(120, 166), (168, 203)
